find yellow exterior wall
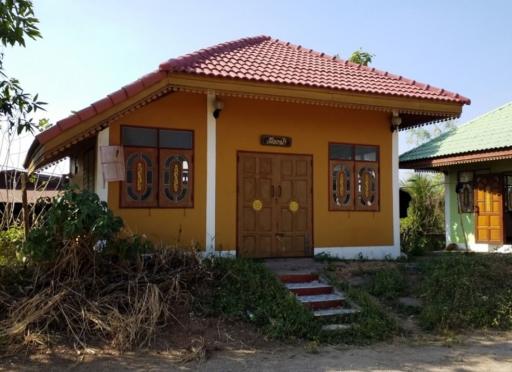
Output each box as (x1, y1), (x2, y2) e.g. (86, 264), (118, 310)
(216, 97), (393, 250)
(106, 92), (393, 252)
(108, 92), (207, 248)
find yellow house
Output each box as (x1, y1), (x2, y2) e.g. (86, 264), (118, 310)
(24, 36), (469, 259)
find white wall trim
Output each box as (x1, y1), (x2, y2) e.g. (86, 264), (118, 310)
(95, 127), (109, 202)
(315, 246), (399, 260)
(206, 91), (217, 254)
(204, 250), (236, 258)
(391, 129), (400, 255)
(444, 173), (452, 245)
(454, 243), (512, 253)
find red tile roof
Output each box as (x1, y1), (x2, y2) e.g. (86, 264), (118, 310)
(36, 35), (470, 145)
(160, 35), (469, 104)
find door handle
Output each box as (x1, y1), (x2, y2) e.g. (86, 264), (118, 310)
(277, 185), (282, 198)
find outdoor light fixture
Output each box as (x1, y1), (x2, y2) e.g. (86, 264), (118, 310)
(213, 100), (224, 118)
(390, 110), (402, 131)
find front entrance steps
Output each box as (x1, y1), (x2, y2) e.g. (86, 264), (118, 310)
(278, 273), (359, 332)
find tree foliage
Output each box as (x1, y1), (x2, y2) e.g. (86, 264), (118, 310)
(401, 174), (445, 255)
(0, 0), (46, 134)
(349, 49), (375, 66)
(406, 119), (457, 146)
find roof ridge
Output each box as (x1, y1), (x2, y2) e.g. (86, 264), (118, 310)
(270, 37), (470, 105)
(159, 35), (271, 71)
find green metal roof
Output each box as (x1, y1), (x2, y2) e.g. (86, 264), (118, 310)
(400, 101), (512, 163)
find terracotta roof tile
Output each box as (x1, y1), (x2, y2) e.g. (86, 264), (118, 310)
(35, 35), (469, 145)
(123, 79), (145, 97)
(91, 97), (114, 113)
(108, 89), (128, 105)
(36, 125), (62, 144)
(56, 114), (80, 131)
(76, 106), (97, 122)
(141, 70), (166, 87)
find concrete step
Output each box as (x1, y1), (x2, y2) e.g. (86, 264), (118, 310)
(285, 281), (333, 296)
(279, 273), (319, 283)
(313, 307), (359, 317)
(298, 293), (345, 310)
(321, 323), (352, 332)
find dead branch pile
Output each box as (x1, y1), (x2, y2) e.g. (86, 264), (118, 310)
(0, 240), (212, 354)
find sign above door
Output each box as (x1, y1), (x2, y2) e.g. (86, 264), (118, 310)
(260, 135), (292, 147)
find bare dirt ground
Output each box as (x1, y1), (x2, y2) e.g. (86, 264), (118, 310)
(2, 331), (511, 371)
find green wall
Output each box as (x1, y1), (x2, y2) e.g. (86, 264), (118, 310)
(447, 173), (475, 244)
(446, 159), (512, 245)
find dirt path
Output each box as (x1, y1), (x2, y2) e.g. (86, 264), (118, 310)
(2, 333), (511, 371)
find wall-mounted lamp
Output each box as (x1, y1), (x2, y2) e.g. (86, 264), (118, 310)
(213, 100), (224, 119)
(390, 110), (402, 132)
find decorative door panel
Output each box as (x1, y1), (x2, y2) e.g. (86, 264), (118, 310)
(121, 147), (158, 208)
(237, 153), (313, 258)
(237, 153), (276, 258)
(275, 156), (312, 257)
(474, 175), (503, 244)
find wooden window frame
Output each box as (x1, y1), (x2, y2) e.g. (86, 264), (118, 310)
(504, 173), (512, 212)
(159, 148), (194, 208)
(329, 159), (354, 210)
(121, 147), (159, 208)
(354, 161), (379, 211)
(457, 170), (475, 213)
(328, 142), (380, 212)
(120, 125), (195, 209)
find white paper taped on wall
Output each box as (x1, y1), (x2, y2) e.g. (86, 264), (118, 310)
(100, 146), (125, 182)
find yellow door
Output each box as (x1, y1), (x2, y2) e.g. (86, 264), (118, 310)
(474, 175), (503, 244)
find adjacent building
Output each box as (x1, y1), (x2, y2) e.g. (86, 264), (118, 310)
(400, 102), (512, 252)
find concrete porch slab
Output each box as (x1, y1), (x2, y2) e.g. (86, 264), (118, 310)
(263, 258), (325, 275)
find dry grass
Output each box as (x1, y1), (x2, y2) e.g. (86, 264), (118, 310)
(0, 239), (211, 355)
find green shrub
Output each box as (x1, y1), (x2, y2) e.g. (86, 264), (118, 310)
(400, 216), (429, 256)
(341, 286), (399, 343)
(23, 188), (123, 261)
(323, 276), (399, 344)
(369, 268), (406, 300)
(0, 227), (24, 265)
(200, 258), (320, 340)
(419, 254), (512, 330)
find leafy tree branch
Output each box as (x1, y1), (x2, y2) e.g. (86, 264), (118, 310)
(0, 0), (47, 134)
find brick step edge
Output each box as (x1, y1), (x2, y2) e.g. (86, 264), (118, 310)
(313, 307), (359, 317)
(302, 299), (344, 310)
(278, 274), (319, 283)
(289, 286), (333, 296)
(321, 323), (352, 332)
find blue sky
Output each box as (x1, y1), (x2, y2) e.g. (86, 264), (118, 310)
(4, 0), (512, 170)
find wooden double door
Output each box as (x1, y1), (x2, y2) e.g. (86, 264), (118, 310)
(474, 175), (503, 244)
(237, 152), (313, 258)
